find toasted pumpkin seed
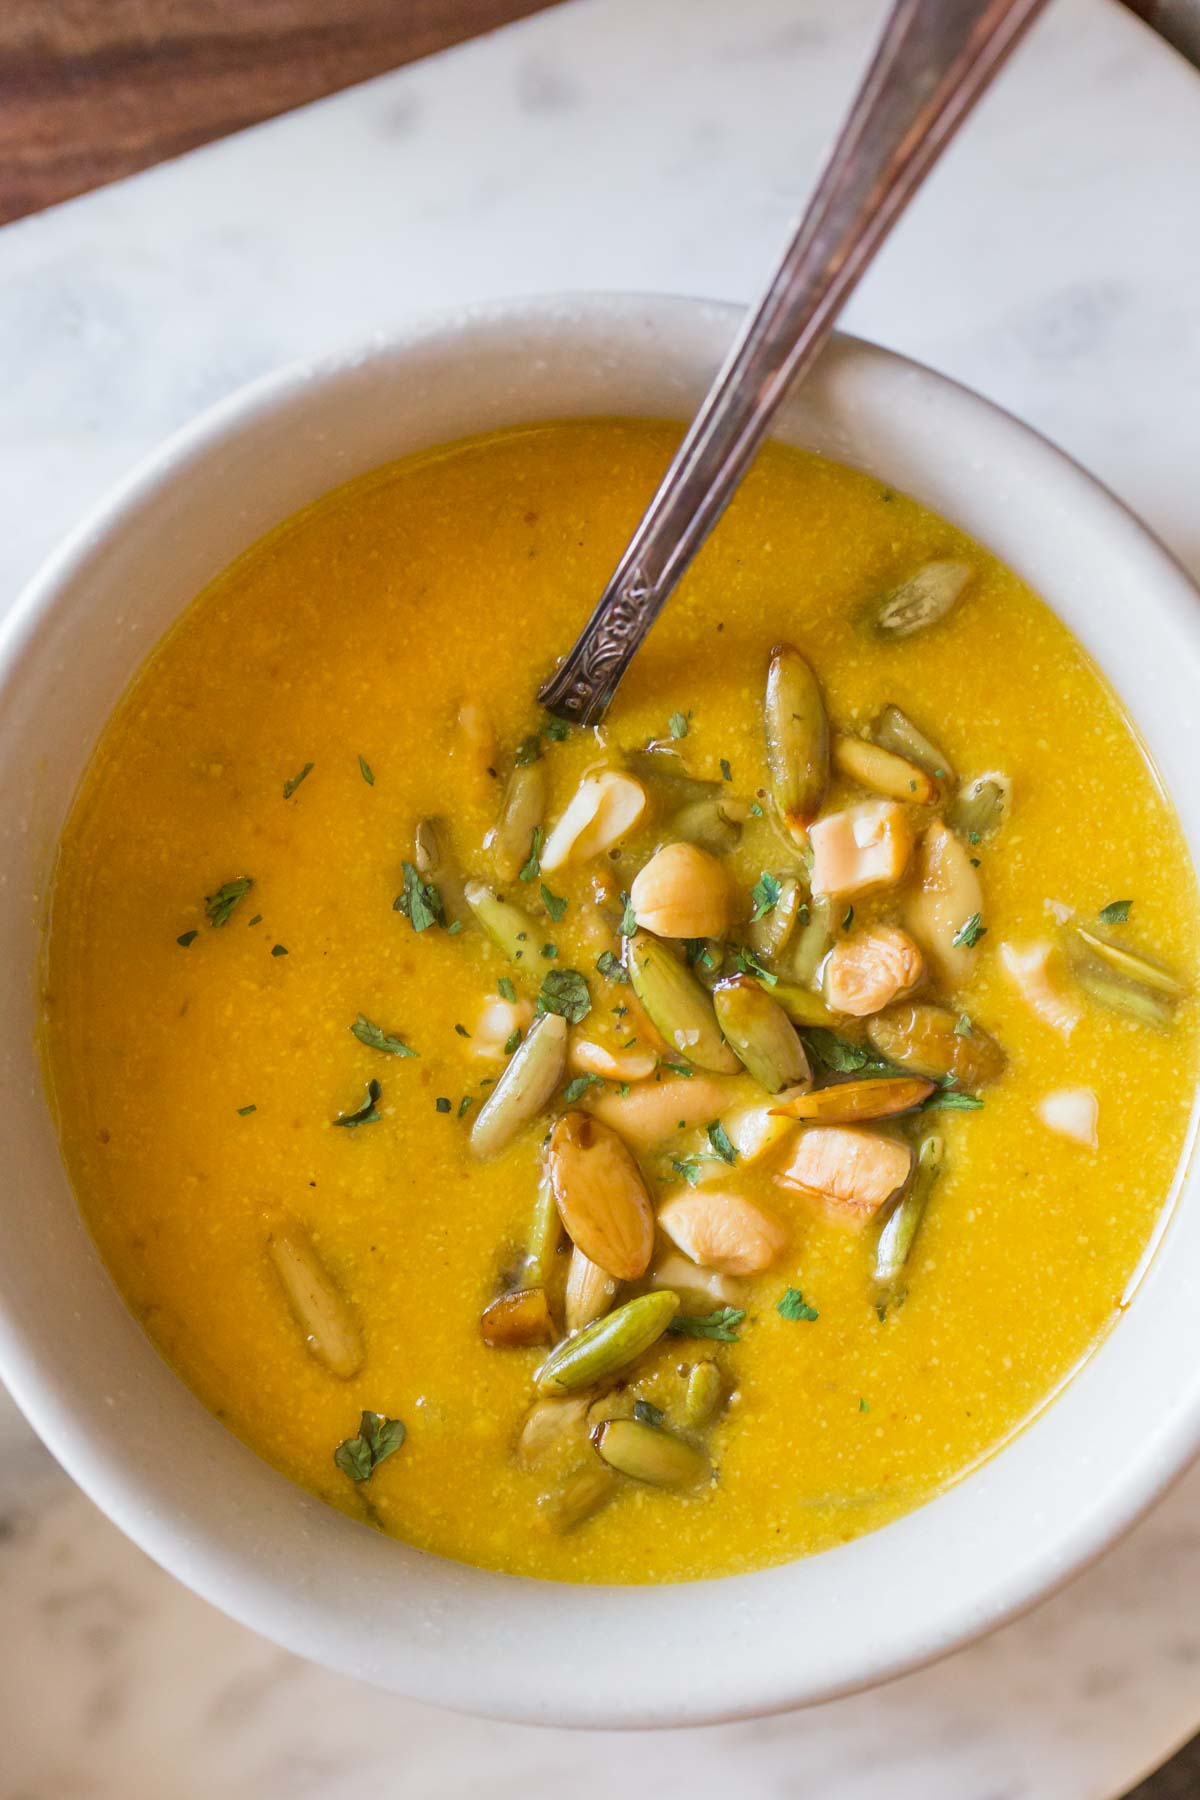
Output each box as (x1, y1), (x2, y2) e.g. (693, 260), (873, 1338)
(626, 930), (740, 1073)
(949, 772), (1010, 841)
(524, 1174), (564, 1289)
(870, 559), (973, 637)
(480, 1286), (555, 1347)
(833, 734), (938, 804)
(592, 1418), (711, 1489)
(536, 1290), (680, 1395)
(413, 816), (469, 926)
(463, 879), (545, 972)
(682, 1360), (724, 1429)
(539, 1461), (619, 1532)
(764, 644), (829, 839)
(1071, 966), (1179, 1030)
(784, 893), (834, 986)
(266, 1218), (364, 1379)
(669, 796), (744, 856)
(875, 1133), (944, 1299)
(747, 873), (804, 962)
(624, 749), (720, 807)
(564, 1244), (619, 1332)
(470, 1012), (568, 1158)
(771, 1074), (934, 1123)
(488, 761), (548, 883)
(548, 1110), (655, 1281)
(712, 977), (812, 1094)
(761, 975), (844, 1032)
(873, 705), (955, 782)
(866, 1003), (1005, 1087)
(1071, 923), (1187, 1000)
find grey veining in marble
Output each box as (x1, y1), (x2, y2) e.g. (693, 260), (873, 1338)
(2, 1), (1200, 1795)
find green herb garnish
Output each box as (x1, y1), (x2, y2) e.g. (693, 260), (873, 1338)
(457, 1094), (473, 1119)
(537, 968), (592, 1024)
(749, 800), (764, 817)
(562, 1073), (604, 1104)
(435, 1096), (451, 1113)
(954, 1013), (973, 1038)
(633, 1400), (664, 1428)
(951, 911), (987, 949)
(668, 711), (689, 739)
(236, 1104), (257, 1116)
(859, 1397), (870, 1413)
(394, 860), (444, 932)
(668, 1307), (745, 1343)
(1099, 899), (1133, 924)
(358, 754), (375, 786)
(454, 1023), (469, 1038)
(541, 882), (568, 922)
(247, 914), (263, 927)
(176, 930), (198, 948)
(503, 1027), (522, 1054)
(333, 1411), (406, 1483)
(671, 1155), (702, 1186)
(204, 876), (253, 928)
(922, 1090), (984, 1111)
(706, 1120), (737, 1165)
(595, 950), (628, 985)
(332, 1078), (382, 1127)
(541, 716), (570, 742)
(271, 944), (288, 957)
(283, 763), (314, 799)
(519, 826), (545, 883)
(497, 976), (517, 1003)
(351, 1014), (417, 1058)
(750, 871), (782, 922)
(540, 943), (558, 959)
(620, 893), (637, 937)
(514, 735), (542, 766)
(799, 1029), (886, 1076)
(729, 943), (776, 985)
(720, 758), (733, 782)
(776, 1288), (819, 1322)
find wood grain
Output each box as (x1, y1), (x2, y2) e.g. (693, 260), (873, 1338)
(0, 0), (563, 225)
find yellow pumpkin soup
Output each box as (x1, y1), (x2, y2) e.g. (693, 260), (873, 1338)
(42, 420), (1199, 1582)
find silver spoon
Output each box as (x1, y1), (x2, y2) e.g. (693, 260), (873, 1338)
(539, 0), (1050, 726)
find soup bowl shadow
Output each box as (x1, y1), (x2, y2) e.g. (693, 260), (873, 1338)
(0, 295), (1198, 1728)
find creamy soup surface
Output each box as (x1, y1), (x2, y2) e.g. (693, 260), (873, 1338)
(43, 420), (1199, 1582)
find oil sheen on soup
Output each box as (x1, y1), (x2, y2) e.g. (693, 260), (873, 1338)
(43, 421), (1200, 1583)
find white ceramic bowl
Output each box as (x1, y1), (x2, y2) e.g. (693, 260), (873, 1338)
(1, 295), (1198, 1729)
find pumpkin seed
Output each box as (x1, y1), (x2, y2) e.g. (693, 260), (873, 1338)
(866, 1002), (1005, 1087)
(833, 734), (938, 805)
(463, 879), (545, 972)
(413, 816), (469, 926)
(624, 749), (720, 807)
(536, 1290), (680, 1395)
(592, 1417), (711, 1489)
(488, 761), (548, 883)
(784, 893), (834, 986)
(523, 1174), (564, 1290)
(873, 705), (955, 782)
(1071, 923), (1187, 1000)
(764, 644), (829, 839)
(266, 1218), (364, 1379)
(1071, 966), (1179, 1030)
(480, 1286), (555, 1347)
(712, 976), (812, 1093)
(470, 1012), (568, 1158)
(870, 559), (973, 637)
(515, 1395), (590, 1469)
(539, 1461), (619, 1532)
(949, 772), (1010, 841)
(548, 1110), (655, 1281)
(564, 1245), (619, 1332)
(669, 795), (744, 856)
(771, 1074), (934, 1123)
(626, 930), (740, 1073)
(875, 1133), (944, 1300)
(682, 1360), (724, 1429)
(747, 874), (804, 962)
(761, 975), (844, 1031)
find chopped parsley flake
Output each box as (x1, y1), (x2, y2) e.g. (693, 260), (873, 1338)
(541, 716), (570, 742)
(519, 826), (545, 883)
(540, 882), (568, 922)
(503, 1027), (522, 1055)
(668, 711), (689, 739)
(514, 735), (543, 766)
(271, 944), (288, 957)
(283, 762), (314, 799)
(951, 911), (987, 949)
(750, 871), (782, 922)
(954, 1013), (973, 1038)
(236, 1104), (257, 1116)
(540, 943), (558, 959)
(358, 754), (375, 786)
(671, 1155), (702, 1186)
(776, 1288), (819, 1322)
(204, 876), (253, 928)
(497, 976), (517, 1002)
(457, 1094), (473, 1119)
(454, 1023), (469, 1038)
(706, 1120), (737, 1165)
(394, 861), (444, 932)
(720, 758), (733, 782)
(332, 1078), (382, 1128)
(537, 968), (592, 1024)
(1099, 899), (1133, 924)
(333, 1411), (405, 1483)
(435, 1096), (451, 1113)
(562, 1073), (604, 1104)
(176, 930), (198, 948)
(729, 943), (776, 985)
(668, 1307), (745, 1343)
(619, 893), (637, 937)
(922, 1090), (984, 1112)
(859, 1397), (870, 1413)
(351, 1014), (418, 1057)
(595, 950), (628, 984)
(247, 914), (263, 928)
(633, 1400), (664, 1428)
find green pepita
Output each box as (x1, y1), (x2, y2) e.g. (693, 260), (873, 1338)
(536, 1290), (680, 1395)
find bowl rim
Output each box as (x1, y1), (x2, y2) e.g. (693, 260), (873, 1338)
(2, 290), (1199, 1728)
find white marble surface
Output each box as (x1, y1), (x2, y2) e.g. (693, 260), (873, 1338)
(2, 0), (1200, 1793)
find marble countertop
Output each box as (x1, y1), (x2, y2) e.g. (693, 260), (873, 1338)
(3, 0), (1200, 1793)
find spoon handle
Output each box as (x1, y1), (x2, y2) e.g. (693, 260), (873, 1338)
(539, 0), (1050, 726)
